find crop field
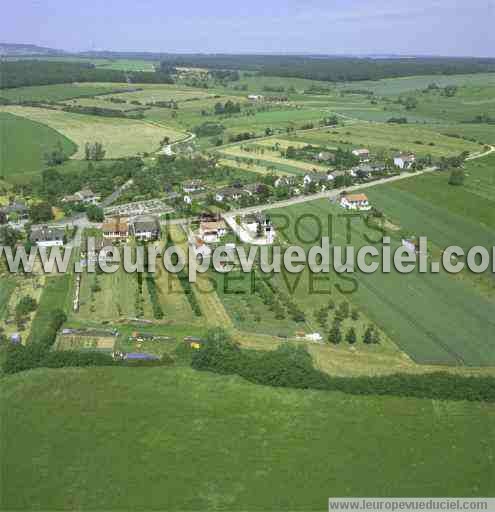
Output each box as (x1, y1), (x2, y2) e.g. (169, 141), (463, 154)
(0, 106), (185, 158)
(0, 276), (16, 321)
(269, 199), (495, 366)
(106, 84), (213, 103)
(1, 366), (494, 510)
(436, 123), (495, 146)
(219, 145), (328, 173)
(290, 122), (481, 158)
(0, 83), (133, 102)
(337, 73), (495, 96)
(0, 111), (76, 179)
(28, 274), (72, 343)
(61, 96), (143, 111)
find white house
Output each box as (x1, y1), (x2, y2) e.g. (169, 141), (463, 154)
(30, 225), (65, 247)
(199, 220), (227, 244)
(352, 148), (370, 162)
(247, 94), (264, 102)
(183, 195), (192, 205)
(339, 193), (371, 211)
(394, 153), (416, 169)
(215, 187), (243, 203)
(182, 180), (204, 193)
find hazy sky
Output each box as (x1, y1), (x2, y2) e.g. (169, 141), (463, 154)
(3, 0), (494, 56)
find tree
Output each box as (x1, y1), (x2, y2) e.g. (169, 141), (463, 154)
(351, 309), (360, 321)
(449, 168), (465, 186)
(44, 141), (67, 166)
(256, 221), (264, 238)
(15, 296), (37, 323)
(86, 205), (104, 222)
(363, 326), (374, 344)
(328, 321), (342, 344)
(29, 202), (53, 223)
(346, 327), (357, 344)
(0, 225), (21, 248)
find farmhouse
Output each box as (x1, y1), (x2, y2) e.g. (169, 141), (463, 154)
(274, 176), (296, 188)
(131, 215), (161, 241)
(316, 151), (336, 163)
(394, 153), (416, 169)
(30, 225), (65, 247)
(352, 148), (370, 162)
(102, 216), (129, 242)
(247, 94), (264, 102)
(339, 193), (371, 211)
(199, 220), (227, 243)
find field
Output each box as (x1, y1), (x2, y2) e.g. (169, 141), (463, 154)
(0, 106), (186, 158)
(0, 82), (134, 102)
(0, 276), (16, 321)
(0, 112), (76, 178)
(1, 366), (494, 510)
(267, 196), (495, 366)
(290, 122), (482, 158)
(105, 83), (213, 103)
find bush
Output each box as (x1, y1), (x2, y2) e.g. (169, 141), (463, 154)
(191, 330), (495, 402)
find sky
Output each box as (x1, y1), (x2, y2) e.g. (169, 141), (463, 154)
(3, 0), (495, 57)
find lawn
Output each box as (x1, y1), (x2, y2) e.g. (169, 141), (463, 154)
(269, 199), (495, 366)
(0, 106), (185, 159)
(1, 366), (494, 510)
(0, 112), (76, 179)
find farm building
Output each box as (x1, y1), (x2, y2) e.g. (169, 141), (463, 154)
(130, 215), (161, 241)
(394, 153), (416, 169)
(0, 201), (29, 222)
(215, 187), (246, 202)
(339, 193), (371, 211)
(352, 148), (370, 162)
(102, 216), (129, 242)
(247, 94), (264, 102)
(62, 189), (100, 205)
(30, 225), (65, 247)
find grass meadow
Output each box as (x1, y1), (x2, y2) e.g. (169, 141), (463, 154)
(0, 106), (185, 159)
(0, 111), (76, 178)
(1, 366), (494, 510)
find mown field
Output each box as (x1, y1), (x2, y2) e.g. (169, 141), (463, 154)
(0, 112), (76, 178)
(1, 366), (494, 510)
(0, 276), (16, 321)
(0, 106), (185, 159)
(269, 197), (495, 366)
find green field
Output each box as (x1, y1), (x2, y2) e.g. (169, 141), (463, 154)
(0, 112), (76, 178)
(0, 276), (16, 321)
(290, 122), (482, 158)
(268, 197), (495, 366)
(28, 274), (72, 343)
(1, 366), (494, 510)
(0, 106), (185, 159)
(0, 83), (133, 102)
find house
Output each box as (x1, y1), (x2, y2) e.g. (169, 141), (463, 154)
(247, 94), (264, 102)
(183, 195), (192, 205)
(352, 148), (370, 162)
(316, 151), (335, 163)
(274, 176), (296, 188)
(102, 216), (129, 241)
(0, 201), (29, 222)
(303, 174), (313, 186)
(402, 238), (419, 254)
(193, 238), (212, 258)
(215, 187), (244, 202)
(131, 215), (161, 241)
(394, 153), (416, 169)
(339, 193), (371, 211)
(182, 180), (204, 194)
(199, 220), (227, 243)
(62, 189), (100, 205)
(10, 333), (22, 344)
(30, 225), (65, 247)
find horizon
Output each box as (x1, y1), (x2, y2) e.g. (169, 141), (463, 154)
(2, 0), (494, 58)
